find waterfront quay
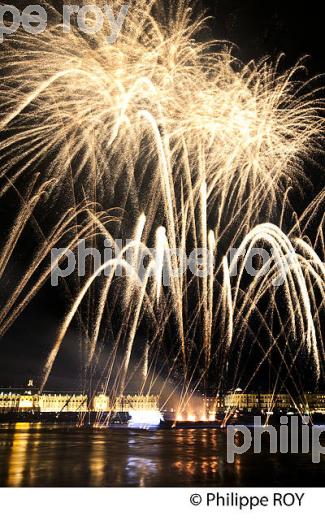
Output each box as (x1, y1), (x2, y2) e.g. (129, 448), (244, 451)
(0, 382), (325, 420)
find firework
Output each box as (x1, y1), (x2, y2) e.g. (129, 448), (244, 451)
(0, 0), (324, 417)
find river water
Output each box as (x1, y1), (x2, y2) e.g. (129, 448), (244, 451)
(0, 423), (324, 486)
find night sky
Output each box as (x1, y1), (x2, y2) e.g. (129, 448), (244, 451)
(0, 1), (323, 391)
(205, 0), (323, 75)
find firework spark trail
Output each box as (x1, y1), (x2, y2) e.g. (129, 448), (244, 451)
(0, 2), (323, 215)
(0, 0), (323, 410)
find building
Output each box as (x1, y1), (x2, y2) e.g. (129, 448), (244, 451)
(0, 390), (160, 414)
(115, 395), (159, 412)
(39, 394), (88, 413)
(92, 394), (110, 412)
(304, 393), (325, 414)
(1, 388), (325, 415)
(0, 392), (23, 411)
(224, 392), (295, 411)
(0, 391), (88, 413)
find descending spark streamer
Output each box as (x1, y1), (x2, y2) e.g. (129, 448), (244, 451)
(0, 1), (324, 415)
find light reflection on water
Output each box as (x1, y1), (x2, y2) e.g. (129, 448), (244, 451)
(0, 423), (323, 487)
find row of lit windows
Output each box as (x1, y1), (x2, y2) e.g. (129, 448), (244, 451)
(0, 394), (159, 412)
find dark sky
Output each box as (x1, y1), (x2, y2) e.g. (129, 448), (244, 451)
(0, 1), (323, 390)
(204, 0), (323, 75)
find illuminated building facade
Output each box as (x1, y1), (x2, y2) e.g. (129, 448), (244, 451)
(91, 394), (160, 412)
(224, 393), (295, 411)
(115, 395), (159, 412)
(0, 393), (23, 411)
(303, 394), (325, 414)
(0, 390), (325, 415)
(39, 394), (88, 413)
(223, 392), (325, 413)
(0, 391), (159, 414)
(0, 392), (88, 412)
